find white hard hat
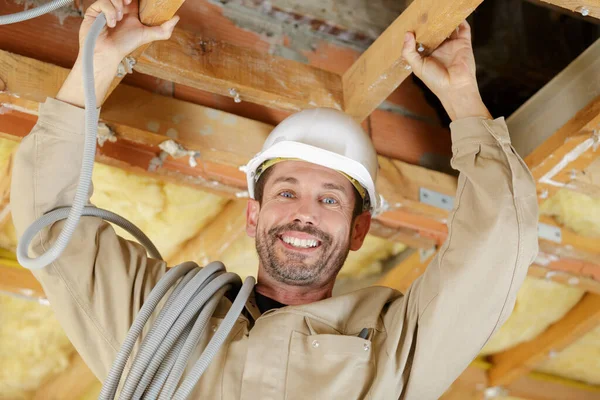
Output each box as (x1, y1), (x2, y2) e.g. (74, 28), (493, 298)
(242, 108), (381, 214)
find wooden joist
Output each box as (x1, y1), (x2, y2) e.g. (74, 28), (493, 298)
(33, 352), (99, 400)
(537, 0), (600, 20)
(342, 0), (484, 122)
(507, 38), (600, 201)
(450, 360), (600, 400)
(135, 29), (344, 113)
(488, 293), (600, 387)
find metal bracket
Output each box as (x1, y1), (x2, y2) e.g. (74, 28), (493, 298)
(419, 247), (437, 263)
(419, 187), (454, 211)
(538, 223), (562, 243)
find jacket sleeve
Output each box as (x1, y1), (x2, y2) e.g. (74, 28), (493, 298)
(381, 117), (539, 399)
(10, 98), (168, 382)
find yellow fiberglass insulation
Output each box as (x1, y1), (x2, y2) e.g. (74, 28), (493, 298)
(480, 277), (585, 355)
(0, 293), (74, 399)
(536, 325), (600, 385)
(540, 189), (600, 237)
(90, 163), (227, 261)
(219, 233), (405, 281)
(0, 138), (17, 166)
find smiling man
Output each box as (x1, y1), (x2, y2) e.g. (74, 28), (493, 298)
(11, 0), (539, 399)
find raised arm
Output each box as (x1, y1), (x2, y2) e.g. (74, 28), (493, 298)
(380, 22), (539, 398)
(10, 0), (179, 381)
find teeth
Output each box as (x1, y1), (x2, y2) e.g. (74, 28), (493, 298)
(282, 236), (319, 248)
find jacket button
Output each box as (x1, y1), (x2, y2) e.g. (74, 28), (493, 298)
(363, 343), (370, 351)
(312, 340), (320, 348)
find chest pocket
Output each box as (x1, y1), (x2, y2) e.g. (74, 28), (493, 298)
(285, 329), (374, 400)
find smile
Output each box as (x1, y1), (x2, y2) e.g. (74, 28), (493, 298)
(278, 234), (322, 250)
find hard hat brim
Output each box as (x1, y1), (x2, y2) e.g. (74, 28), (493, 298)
(244, 141), (379, 214)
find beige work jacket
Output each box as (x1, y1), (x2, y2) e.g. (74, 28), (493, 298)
(11, 98), (539, 400)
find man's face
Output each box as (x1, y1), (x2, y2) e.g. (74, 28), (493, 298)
(246, 161), (370, 287)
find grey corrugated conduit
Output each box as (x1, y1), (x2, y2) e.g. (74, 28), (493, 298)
(5, 3), (255, 399)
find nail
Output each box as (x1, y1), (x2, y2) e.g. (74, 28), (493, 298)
(404, 32), (411, 42)
(117, 10), (123, 20)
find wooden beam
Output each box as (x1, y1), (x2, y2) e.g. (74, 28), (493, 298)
(507, 38), (600, 200)
(0, 261), (45, 299)
(135, 29), (344, 113)
(168, 200), (247, 266)
(342, 0), (484, 122)
(488, 293), (600, 387)
(34, 352), (99, 400)
(456, 360), (600, 400)
(537, 0), (600, 20)
(528, 264), (600, 295)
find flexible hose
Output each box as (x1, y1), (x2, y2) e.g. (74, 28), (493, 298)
(6, 3), (256, 399)
(0, 0), (73, 25)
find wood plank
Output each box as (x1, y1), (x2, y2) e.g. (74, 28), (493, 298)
(342, 0), (484, 122)
(135, 28), (344, 112)
(538, 0), (600, 20)
(508, 370), (600, 400)
(0, 262), (45, 299)
(168, 200), (247, 266)
(488, 293), (600, 387)
(528, 264), (600, 296)
(459, 360), (600, 400)
(507, 38), (600, 159)
(34, 352), (99, 400)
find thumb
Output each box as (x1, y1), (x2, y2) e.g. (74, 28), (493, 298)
(401, 31), (423, 73)
(141, 15), (180, 44)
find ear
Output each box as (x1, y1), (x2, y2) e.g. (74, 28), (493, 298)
(349, 211), (371, 251)
(246, 199), (260, 238)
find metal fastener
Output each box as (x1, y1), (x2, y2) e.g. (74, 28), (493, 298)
(578, 6), (590, 16)
(229, 88), (242, 103)
(363, 343), (370, 351)
(212, 324), (218, 332)
(312, 340), (319, 348)
(417, 43), (425, 52)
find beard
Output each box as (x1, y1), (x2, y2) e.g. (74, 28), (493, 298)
(256, 221), (351, 286)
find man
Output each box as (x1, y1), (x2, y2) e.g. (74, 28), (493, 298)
(11, 0), (539, 398)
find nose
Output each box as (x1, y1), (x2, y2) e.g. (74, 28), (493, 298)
(292, 198), (319, 226)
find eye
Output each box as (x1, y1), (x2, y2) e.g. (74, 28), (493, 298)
(321, 197), (338, 205)
(279, 191), (295, 198)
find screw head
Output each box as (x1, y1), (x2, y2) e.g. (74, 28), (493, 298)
(312, 340), (320, 348)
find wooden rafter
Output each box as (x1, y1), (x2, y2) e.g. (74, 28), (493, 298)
(451, 360), (600, 400)
(135, 29), (344, 112)
(488, 293), (600, 387)
(537, 0), (600, 20)
(342, 0), (484, 122)
(507, 38), (600, 202)
(33, 352), (98, 400)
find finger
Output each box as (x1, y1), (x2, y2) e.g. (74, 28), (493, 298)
(141, 15), (180, 44)
(457, 20), (472, 40)
(110, 0), (124, 21)
(401, 31), (424, 73)
(88, 0), (118, 27)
